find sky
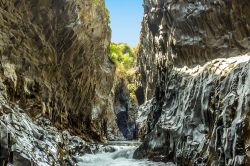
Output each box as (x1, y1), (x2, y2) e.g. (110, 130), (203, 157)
(105, 0), (143, 47)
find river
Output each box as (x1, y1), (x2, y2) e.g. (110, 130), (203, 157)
(76, 141), (175, 166)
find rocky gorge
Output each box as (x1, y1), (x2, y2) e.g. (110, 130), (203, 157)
(1, 0), (250, 166)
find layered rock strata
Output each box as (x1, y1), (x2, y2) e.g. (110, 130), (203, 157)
(135, 0), (250, 165)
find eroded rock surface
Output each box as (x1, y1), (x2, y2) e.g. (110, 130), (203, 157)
(0, 105), (88, 166)
(0, 0), (117, 141)
(135, 0), (250, 165)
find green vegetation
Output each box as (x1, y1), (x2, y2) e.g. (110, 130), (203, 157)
(92, 0), (99, 5)
(127, 83), (136, 103)
(109, 43), (137, 103)
(109, 43), (136, 75)
(105, 7), (110, 25)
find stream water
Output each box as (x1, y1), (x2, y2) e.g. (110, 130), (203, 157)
(76, 141), (175, 166)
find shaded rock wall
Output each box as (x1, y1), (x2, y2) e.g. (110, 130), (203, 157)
(135, 0), (250, 165)
(0, 0), (116, 141)
(114, 80), (137, 140)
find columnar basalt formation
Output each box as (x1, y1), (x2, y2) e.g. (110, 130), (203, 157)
(0, 0), (117, 142)
(135, 0), (250, 165)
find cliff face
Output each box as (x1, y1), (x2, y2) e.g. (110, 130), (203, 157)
(137, 0), (250, 100)
(0, 0), (116, 141)
(135, 0), (250, 165)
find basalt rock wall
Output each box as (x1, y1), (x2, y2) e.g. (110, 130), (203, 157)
(135, 0), (250, 165)
(0, 0), (116, 142)
(137, 0), (250, 100)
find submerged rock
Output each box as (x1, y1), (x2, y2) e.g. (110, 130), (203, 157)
(135, 0), (250, 165)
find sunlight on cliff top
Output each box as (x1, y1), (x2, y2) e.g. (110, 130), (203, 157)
(175, 54), (250, 76)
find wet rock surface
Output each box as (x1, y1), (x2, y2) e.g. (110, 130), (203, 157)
(135, 0), (250, 165)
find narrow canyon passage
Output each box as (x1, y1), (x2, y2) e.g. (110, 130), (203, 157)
(70, 1), (167, 165)
(1, 0), (250, 166)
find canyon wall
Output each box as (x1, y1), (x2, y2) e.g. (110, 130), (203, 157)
(0, 0), (117, 142)
(135, 0), (250, 165)
(0, 0), (119, 164)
